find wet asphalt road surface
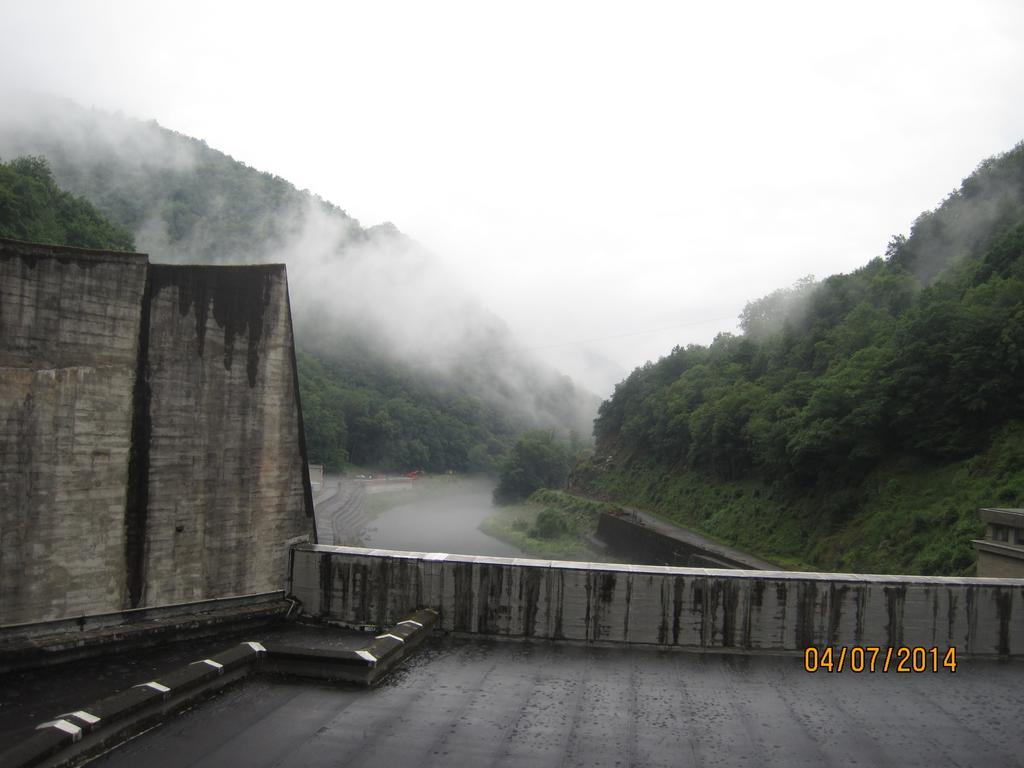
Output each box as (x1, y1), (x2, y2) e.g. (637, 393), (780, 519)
(89, 638), (1024, 768)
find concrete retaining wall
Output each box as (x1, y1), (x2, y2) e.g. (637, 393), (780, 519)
(0, 592), (288, 673)
(1, 240), (314, 626)
(289, 545), (1024, 657)
(596, 512), (754, 568)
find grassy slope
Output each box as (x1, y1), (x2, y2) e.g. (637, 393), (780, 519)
(480, 490), (622, 561)
(572, 420), (1024, 574)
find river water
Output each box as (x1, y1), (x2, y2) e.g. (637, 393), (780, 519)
(360, 476), (524, 557)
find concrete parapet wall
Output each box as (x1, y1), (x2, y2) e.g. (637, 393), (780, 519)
(289, 545), (1024, 657)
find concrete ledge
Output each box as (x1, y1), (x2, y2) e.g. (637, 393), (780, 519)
(0, 236), (148, 264)
(0, 610), (437, 768)
(973, 539), (1024, 561)
(979, 507), (1024, 527)
(290, 545), (1024, 658)
(263, 608), (438, 685)
(0, 593), (288, 673)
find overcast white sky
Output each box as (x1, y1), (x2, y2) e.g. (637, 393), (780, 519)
(3, 0), (1024, 394)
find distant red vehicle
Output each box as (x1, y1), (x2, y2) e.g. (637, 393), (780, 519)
(404, 470), (420, 479)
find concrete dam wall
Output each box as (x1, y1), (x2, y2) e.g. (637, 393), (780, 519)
(139, 264), (314, 606)
(1, 243), (147, 624)
(289, 545), (1024, 657)
(0, 239), (314, 625)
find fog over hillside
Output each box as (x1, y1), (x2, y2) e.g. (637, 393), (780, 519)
(0, 92), (599, 451)
(4, 2), (1023, 403)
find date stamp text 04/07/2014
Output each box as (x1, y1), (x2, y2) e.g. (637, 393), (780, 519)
(803, 646), (958, 673)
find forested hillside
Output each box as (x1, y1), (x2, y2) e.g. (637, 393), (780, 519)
(0, 94), (597, 471)
(576, 142), (1024, 575)
(298, 341), (584, 473)
(0, 155), (135, 250)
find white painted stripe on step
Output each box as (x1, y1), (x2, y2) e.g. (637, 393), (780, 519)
(356, 650), (377, 663)
(245, 641), (267, 652)
(375, 633), (404, 642)
(397, 619), (423, 628)
(59, 710), (100, 725)
(191, 659), (224, 670)
(37, 720), (82, 741)
(135, 681), (171, 693)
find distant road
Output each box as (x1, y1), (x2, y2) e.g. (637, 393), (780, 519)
(312, 475), (370, 546)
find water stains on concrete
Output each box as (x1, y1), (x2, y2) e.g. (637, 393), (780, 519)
(291, 545), (1024, 657)
(150, 265), (276, 387)
(2, 241), (312, 625)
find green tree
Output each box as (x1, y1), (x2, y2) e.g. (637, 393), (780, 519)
(0, 155), (135, 250)
(530, 508), (571, 539)
(493, 431), (575, 504)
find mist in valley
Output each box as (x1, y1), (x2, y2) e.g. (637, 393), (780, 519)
(0, 92), (600, 450)
(315, 472), (529, 557)
(365, 477), (521, 557)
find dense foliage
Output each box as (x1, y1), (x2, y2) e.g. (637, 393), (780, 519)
(1, 97), (318, 263)
(298, 344), (515, 472)
(480, 489), (616, 560)
(0, 156), (135, 250)
(530, 508), (571, 539)
(584, 142), (1024, 574)
(493, 431), (576, 504)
